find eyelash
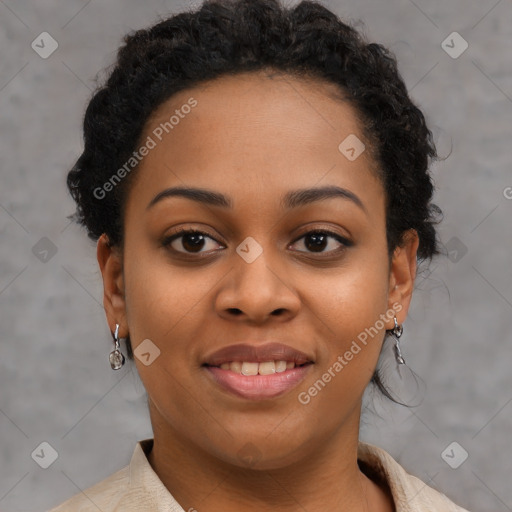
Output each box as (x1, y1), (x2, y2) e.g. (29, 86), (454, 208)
(161, 227), (353, 257)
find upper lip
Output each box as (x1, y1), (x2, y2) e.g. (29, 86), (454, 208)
(203, 342), (315, 367)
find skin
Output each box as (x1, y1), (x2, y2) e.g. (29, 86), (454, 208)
(97, 70), (419, 512)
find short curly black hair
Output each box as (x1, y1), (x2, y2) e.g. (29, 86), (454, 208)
(67, 0), (443, 404)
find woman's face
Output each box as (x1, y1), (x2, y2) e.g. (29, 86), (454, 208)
(99, 70), (418, 469)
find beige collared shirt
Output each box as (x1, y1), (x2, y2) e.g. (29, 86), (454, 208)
(47, 438), (470, 511)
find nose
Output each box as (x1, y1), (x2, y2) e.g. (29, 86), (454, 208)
(215, 245), (300, 324)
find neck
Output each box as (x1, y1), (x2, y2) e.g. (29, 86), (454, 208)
(146, 400), (395, 512)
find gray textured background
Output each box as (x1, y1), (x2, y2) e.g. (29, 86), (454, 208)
(1, 0), (511, 511)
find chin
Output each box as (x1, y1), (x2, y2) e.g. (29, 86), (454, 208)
(207, 433), (315, 471)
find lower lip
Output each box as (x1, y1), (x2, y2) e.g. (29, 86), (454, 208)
(204, 364), (313, 400)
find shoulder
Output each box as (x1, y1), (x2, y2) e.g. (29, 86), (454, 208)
(46, 438), (182, 512)
(358, 442), (471, 512)
(46, 465), (133, 512)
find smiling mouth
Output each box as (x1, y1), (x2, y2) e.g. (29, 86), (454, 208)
(203, 360), (314, 400)
(204, 360), (312, 376)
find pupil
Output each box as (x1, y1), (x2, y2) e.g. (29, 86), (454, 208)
(306, 233), (327, 252)
(183, 233), (205, 252)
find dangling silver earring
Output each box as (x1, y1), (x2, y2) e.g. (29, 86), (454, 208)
(389, 316), (405, 365)
(109, 323), (126, 370)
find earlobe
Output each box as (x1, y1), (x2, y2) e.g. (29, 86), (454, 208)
(97, 234), (128, 336)
(387, 229), (419, 326)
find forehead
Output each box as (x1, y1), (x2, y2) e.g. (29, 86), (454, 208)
(129, 70), (383, 216)
(147, 70), (368, 157)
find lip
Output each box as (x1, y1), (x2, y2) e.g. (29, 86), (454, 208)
(202, 342), (314, 367)
(204, 364), (313, 400)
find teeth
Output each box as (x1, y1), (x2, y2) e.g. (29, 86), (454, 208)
(230, 361), (242, 373)
(218, 360), (298, 375)
(258, 361), (275, 375)
(241, 362), (259, 376)
(275, 360), (287, 373)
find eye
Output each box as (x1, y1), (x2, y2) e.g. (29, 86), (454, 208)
(162, 229), (224, 254)
(289, 229), (352, 254)
(162, 227), (352, 257)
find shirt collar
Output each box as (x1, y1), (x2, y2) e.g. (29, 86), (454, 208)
(128, 438), (185, 511)
(357, 442), (461, 511)
(127, 438), (455, 512)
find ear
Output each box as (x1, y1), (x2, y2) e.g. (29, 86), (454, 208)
(386, 229), (419, 328)
(97, 234), (128, 337)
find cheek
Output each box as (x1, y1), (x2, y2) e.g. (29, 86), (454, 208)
(124, 232), (391, 358)
(122, 225), (390, 393)
(122, 251), (217, 424)
(318, 251), (390, 336)
(310, 254), (390, 389)
(122, 244), (221, 365)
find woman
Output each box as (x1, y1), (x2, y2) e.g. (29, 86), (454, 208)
(49, 0), (470, 510)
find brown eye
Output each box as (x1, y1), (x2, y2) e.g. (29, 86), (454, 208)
(290, 230), (352, 254)
(163, 229), (223, 254)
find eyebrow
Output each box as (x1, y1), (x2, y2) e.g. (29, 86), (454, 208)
(146, 185), (367, 214)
